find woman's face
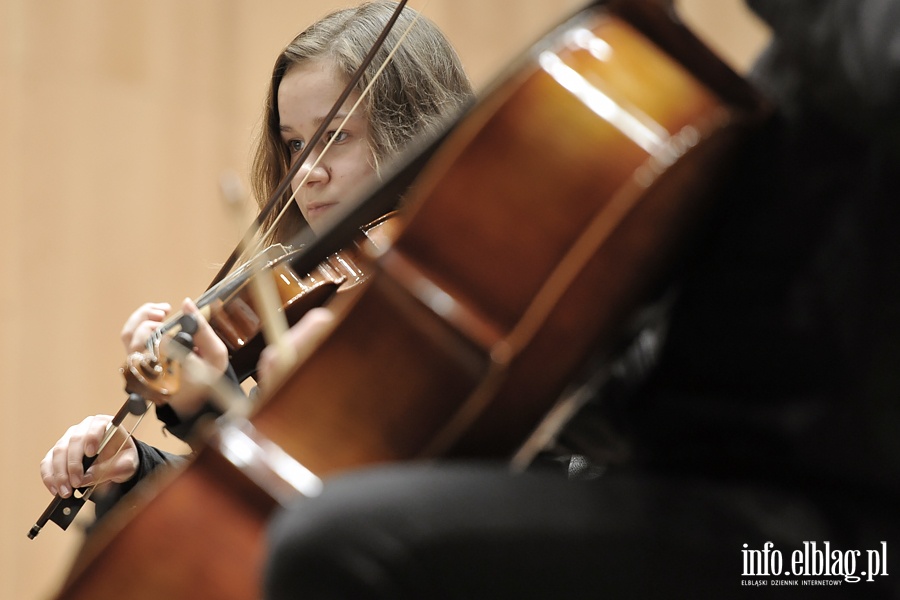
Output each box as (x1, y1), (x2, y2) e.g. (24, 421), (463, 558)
(278, 59), (376, 235)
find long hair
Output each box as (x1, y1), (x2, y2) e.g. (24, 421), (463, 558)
(251, 1), (474, 245)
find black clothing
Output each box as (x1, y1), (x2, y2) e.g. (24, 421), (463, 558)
(92, 439), (184, 520)
(265, 464), (899, 600)
(628, 0), (900, 498)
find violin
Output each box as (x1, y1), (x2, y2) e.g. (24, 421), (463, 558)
(46, 0), (770, 598)
(27, 212), (399, 540)
(27, 0), (414, 542)
(123, 211), (400, 404)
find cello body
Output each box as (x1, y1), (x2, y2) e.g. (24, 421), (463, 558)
(51, 1), (769, 598)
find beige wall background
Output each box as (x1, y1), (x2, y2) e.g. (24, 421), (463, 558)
(1, 1), (768, 598)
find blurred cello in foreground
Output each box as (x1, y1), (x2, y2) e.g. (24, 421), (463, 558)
(50, 0), (770, 598)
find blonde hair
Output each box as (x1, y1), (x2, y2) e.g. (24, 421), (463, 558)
(251, 1), (473, 244)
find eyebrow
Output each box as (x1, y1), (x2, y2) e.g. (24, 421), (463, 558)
(279, 111), (362, 134)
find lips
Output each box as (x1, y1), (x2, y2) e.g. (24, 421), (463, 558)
(305, 201), (337, 219)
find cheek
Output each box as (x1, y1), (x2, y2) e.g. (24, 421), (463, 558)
(289, 177), (305, 206)
(355, 162), (378, 183)
(337, 152), (377, 185)
(290, 187), (307, 217)
(352, 139), (377, 176)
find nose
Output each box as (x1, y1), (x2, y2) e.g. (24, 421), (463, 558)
(293, 153), (329, 188)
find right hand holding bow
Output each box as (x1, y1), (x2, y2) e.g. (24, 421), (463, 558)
(39, 414), (138, 498)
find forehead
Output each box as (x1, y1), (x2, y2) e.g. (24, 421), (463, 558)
(277, 59), (363, 128)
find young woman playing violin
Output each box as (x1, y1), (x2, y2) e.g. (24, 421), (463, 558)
(38, 0), (473, 520)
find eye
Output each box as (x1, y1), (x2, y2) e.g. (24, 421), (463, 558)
(286, 139), (305, 154)
(325, 130), (349, 144)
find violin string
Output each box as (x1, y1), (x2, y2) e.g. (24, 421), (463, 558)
(258, 1), (429, 250)
(148, 330), (159, 357)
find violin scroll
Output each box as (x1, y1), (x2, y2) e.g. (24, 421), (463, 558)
(121, 314), (198, 405)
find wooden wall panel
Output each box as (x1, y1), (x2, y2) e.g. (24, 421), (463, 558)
(1, 1), (768, 598)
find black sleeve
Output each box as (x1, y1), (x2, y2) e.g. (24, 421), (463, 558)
(91, 439), (188, 520)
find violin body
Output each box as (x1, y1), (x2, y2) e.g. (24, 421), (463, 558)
(210, 212), (399, 380)
(121, 213), (400, 405)
(51, 1), (769, 598)
(208, 246), (352, 379)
